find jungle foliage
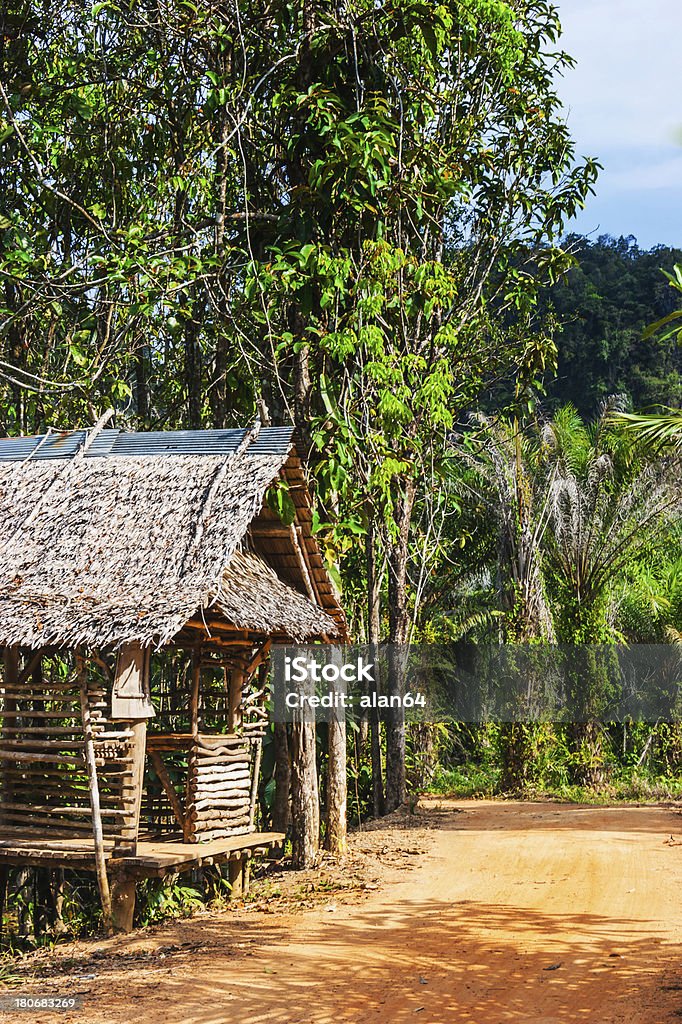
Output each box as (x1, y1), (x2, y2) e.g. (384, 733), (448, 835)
(0, 0), (681, 942)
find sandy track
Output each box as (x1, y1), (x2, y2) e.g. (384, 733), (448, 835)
(10, 801), (682, 1023)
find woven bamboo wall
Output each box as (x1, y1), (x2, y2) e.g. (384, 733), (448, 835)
(0, 663), (138, 843)
(186, 734), (253, 841)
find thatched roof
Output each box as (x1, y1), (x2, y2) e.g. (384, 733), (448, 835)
(218, 550), (334, 639)
(248, 454), (348, 639)
(0, 427), (343, 649)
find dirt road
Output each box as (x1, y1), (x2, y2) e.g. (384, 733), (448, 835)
(9, 800), (682, 1023)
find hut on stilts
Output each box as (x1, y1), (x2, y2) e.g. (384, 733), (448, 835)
(0, 422), (345, 933)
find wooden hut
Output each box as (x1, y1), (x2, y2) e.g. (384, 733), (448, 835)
(0, 422), (346, 931)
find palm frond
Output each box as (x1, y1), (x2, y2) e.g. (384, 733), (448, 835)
(612, 411), (682, 448)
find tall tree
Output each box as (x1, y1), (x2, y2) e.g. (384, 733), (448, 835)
(2, 0), (598, 824)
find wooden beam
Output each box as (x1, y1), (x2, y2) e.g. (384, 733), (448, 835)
(124, 720), (146, 856)
(15, 649), (47, 688)
(0, 865), (7, 937)
(289, 523), (317, 602)
(108, 643), (153, 856)
(184, 622), (251, 641)
(112, 645), (154, 719)
(245, 638), (272, 680)
(249, 523), (291, 537)
(249, 739), (262, 830)
(185, 653), (202, 842)
(189, 652), (201, 739)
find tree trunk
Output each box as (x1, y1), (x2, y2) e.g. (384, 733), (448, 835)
(184, 293), (202, 429)
(407, 723), (438, 791)
(325, 715), (347, 856)
(293, 341), (313, 457)
(384, 477), (416, 812)
(290, 720), (319, 869)
(498, 723), (533, 793)
(568, 721), (605, 787)
(566, 647), (613, 787)
(366, 519), (384, 817)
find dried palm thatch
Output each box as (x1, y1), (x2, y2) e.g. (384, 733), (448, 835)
(218, 550), (334, 640)
(0, 447), (338, 649)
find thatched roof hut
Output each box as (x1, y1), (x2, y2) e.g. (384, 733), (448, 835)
(0, 423), (348, 932)
(0, 424), (346, 648)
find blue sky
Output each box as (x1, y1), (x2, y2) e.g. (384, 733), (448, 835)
(555, 0), (682, 250)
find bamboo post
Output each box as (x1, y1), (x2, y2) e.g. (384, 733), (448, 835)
(0, 648), (13, 940)
(249, 738), (262, 830)
(1, 647), (19, 826)
(189, 651), (201, 738)
(325, 649), (347, 856)
(0, 866), (8, 939)
(127, 719), (147, 854)
(77, 656), (113, 935)
(247, 660), (266, 830)
(184, 652), (201, 842)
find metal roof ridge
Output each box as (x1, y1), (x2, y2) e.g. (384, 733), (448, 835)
(0, 426), (295, 461)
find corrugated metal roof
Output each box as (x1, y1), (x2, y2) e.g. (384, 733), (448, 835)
(0, 426), (294, 461)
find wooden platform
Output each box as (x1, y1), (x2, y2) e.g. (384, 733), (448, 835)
(0, 829), (285, 878)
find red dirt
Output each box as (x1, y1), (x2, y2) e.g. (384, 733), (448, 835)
(6, 799), (682, 1023)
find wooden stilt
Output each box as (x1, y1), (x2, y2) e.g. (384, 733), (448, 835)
(122, 719), (147, 856)
(1, 648), (19, 827)
(184, 653), (201, 842)
(242, 854), (251, 897)
(189, 652), (201, 738)
(109, 866), (137, 933)
(228, 855), (243, 899)
(228, 668), (243, 733)
(78, 656), (113, 935)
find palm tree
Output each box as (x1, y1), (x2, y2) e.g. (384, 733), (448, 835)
(546, 401), (680, 637)
(464, 400), (681, 787)
(543, 399), (682, 783)
(465, 413), (555, 644)
(460, 414), (558, 792)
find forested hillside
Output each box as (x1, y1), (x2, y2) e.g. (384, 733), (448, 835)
(541, 234), (682, 413)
